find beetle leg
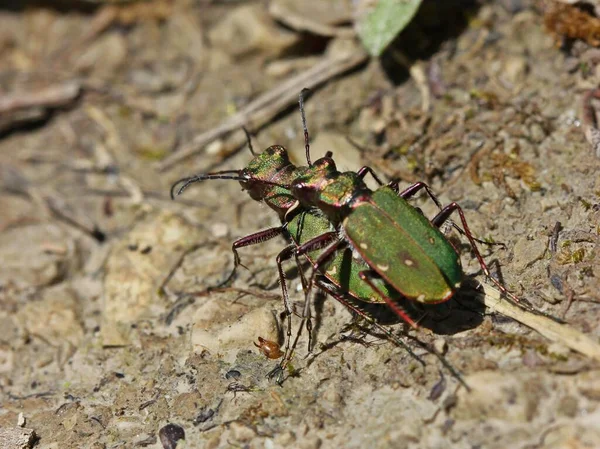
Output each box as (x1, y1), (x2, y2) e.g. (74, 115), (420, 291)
(274, 244), (304, 369)
(391, 181), (504, 248)
(295, 233), (345, 314)
(431, 202), (526, 307)
(316, 278), (470, 390)
(292, 232), (341, 360)
(218, 226), (286, 287)
(315, 279), (424, 364)
(356, 166), (385, 186)
(357, 270), (419, 329)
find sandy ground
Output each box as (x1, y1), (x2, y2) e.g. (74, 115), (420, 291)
(1, 1), (600, 448)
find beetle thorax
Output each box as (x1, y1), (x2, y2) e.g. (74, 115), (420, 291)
(313, 172), (370, 223)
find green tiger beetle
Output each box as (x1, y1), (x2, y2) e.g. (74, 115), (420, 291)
(170, 90), (523, 386)
(171, 132), (436, 381)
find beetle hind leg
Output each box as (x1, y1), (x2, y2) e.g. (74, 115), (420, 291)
(357, 271), (420, 329)
(431, 202), (527, 307)
(392, 181), (505, 248)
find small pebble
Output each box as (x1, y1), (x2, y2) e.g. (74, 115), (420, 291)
(225, 369), (241, 380)
(433, 338), (447, 355)
(159, 423), (185, 449)
(275, 431), (296, 445)
(205, 140), (223, 155)
(194, 407), (215, 424)
(230, 421), (256, 442)
(298, 436), (322, 449)
(211, 222), (229, 238)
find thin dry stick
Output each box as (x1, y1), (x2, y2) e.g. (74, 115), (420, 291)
(157, 49), (369, 171)
(469, 280), (600, 362)
(269, 3), (355, 38)
(0, 81), (81, 114)
(580, 87), (600, 158)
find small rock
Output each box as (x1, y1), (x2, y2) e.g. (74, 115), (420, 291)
(15, 284), (84, 349)
(522, 349), (544, 368)
(0, 427), (36, 449)
(558, 396), (578, 418)
(502, 55), (528, 85)
(0, 223), (75, 288)
(205, 139), (223, 156)
(433, 338), (447, 356)
(230, 421), (255, 442)
(297, 436), (322, 449)
(210, 222), (229, 238)
(275, 431), (296, 445)
(225, 369), (241, 380)
(102, 211), (203, 346)
(529, 123), (546, 143)
(512, 236), (545, 273)
(321, 382), (343, 406)
(74, 32), (127, 78)
(192, 305), (279, 354)
(159, 423), (185, 449)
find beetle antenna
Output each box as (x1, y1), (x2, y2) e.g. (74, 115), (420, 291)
(242, 127), (256, 156)
(171, 172), (289, 199)
(170, 170), (243, 199)
(299, 88), (311, 166)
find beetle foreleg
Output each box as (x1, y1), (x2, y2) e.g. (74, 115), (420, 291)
(275, 244), (302, 373)
(356, 166), (385, 186)
(218, 226), (286, 287)
(294, 231), (342, 357)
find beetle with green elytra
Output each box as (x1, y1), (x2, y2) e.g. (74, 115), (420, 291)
(170, 134), (429, 371)
(171, 136), (482, 386)
(171, 87), (517, 337)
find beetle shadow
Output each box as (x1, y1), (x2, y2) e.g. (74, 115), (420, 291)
(335, 279), (487, 336)
(413, 282), (486, 335)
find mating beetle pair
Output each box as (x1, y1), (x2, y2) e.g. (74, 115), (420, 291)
(171, 90), (520, 379)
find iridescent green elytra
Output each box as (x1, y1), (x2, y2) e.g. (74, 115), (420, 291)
(346, 186), (463, 303)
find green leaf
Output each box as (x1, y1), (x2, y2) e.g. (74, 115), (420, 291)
(356, 0), (423, 57)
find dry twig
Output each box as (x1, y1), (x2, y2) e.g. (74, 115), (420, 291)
(269, 3), (355, 38)
(470, 280), (600, 362)
(0, 81), (81, 114)
(157, 46), (369, 171)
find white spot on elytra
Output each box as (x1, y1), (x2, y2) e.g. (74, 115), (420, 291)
(454, 282), (461, 288)
(377, 264), (389, 272)
(360, 242), (368, 250)
(326, 266), (337, 276)
(404, 259), (414, 266)
(417, 294), (425, 302)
